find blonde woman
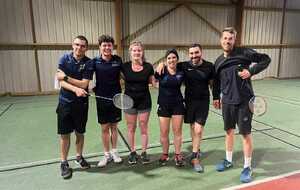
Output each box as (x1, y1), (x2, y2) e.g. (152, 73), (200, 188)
(121, 41), (155, 164)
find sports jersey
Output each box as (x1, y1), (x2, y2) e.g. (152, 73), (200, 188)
(154, 67), (184, 106)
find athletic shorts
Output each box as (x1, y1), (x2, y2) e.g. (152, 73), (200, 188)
(184, 99), (209, 126)
(222, 102), (253, 135)
(124, 95), (152, 115)
(157, 103), (185, 118)
(56, 101), (88, 135)
(96, 99), (121, 124)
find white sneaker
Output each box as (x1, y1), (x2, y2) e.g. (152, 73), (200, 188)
(111, 150), (122, 163)
(97, 154), (112, 168)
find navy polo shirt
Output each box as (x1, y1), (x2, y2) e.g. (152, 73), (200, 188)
(58, 53), (93, 104)
(92, 55), (122, 98)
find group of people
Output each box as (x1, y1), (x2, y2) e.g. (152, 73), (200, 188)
(55, 27), (271, 183)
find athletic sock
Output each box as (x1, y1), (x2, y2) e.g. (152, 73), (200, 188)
(226, 151), (233, 163)
(244, 157), (252, 168)
(104, 152), (110, 157)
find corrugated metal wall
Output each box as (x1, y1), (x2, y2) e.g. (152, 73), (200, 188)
(1, 0), (300, 94)
(244, 0), (300, 78)
(245, 0), (284, 8)
(0, 0), (114, 94)
(281, 9), (300, 78)
(0, 0), (36, 94)
(33, 0), (115, 44)
(128, 1), (234, 65)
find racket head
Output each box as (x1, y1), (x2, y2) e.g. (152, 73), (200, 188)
(249, 96), (267, 116)
(112, 93), (134, 110)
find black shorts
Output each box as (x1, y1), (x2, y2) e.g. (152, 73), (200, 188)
(96, 99), (121, 124)
(222, 102), (253, 135)
(184, 100), (209, 126)
(56, 101), (88, 135)
(157, 103), (185, 118)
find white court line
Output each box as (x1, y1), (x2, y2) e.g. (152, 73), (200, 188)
(0, 149), (129, 172)
(221, 170), (300, 190)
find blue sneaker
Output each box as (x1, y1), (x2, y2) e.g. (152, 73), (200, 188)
(240, 167), (252, 183)
(216, 159), (233, 172)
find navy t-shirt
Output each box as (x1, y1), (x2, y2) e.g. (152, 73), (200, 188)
(58, 53), (93, 104)
(154, 67), (184, 106)
(92, 55), (122, 98)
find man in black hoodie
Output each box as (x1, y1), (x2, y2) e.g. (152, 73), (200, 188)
(213, 27), (270, 183)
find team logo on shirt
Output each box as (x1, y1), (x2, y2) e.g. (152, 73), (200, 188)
(112, 61), (120, 67)
(112, 63), (120, 67)
(176, 74), (183, 80)
(79, 64), (85, 71)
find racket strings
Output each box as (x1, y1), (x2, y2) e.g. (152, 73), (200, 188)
(249, 96), (267, 116)
(113, 94), (133, 110)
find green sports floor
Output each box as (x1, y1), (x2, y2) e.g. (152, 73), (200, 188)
(0, 78), (300, 190)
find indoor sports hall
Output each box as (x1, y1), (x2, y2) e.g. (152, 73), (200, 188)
(0, 0), (300, 190)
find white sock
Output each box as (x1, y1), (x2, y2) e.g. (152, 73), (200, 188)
(111, 148), (118, 153)
(104, 152), (110, 157)
(244, 157), (252, 168)
(226, 151), (233, 163)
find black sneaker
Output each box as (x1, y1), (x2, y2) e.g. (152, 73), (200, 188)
(75, 156), (90, 169)
(60, 161), (72, 179)
(175, 154), (185, 167)
(158, 154), (169, 166)
(128, 151), (138, 165)
(141, 152), (150, 164)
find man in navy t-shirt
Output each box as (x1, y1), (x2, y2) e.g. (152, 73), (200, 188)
(91, 35), (123, 167)
(55, 35), (93, 179)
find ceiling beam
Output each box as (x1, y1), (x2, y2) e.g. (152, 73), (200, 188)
(122, 3), (183, 44)
(183, 4), (222, 36)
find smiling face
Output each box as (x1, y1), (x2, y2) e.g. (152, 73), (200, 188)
(100, 42), (113, 60)
(72, 38), (88, 59)
(130, 43), (144, 63)
(189, 46), (202, 65)
(221, 31), (236, 54)
(166, 53), (178, 70)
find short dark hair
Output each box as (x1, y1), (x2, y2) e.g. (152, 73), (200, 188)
(74, 35), (88, 46)
(165, 48), (179, 60)
(222, 27), (237, 37)
(98, 35), (114, 46)
(189, 43), (202, 51)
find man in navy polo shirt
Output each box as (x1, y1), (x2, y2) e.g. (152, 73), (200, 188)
(56, 35), (93, 179)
